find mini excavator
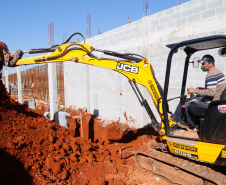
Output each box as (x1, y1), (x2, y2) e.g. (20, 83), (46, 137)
(6, 33), (226, 184)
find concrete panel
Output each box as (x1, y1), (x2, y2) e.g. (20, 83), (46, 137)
(185, 0), (200, 8)
(201, 9), (216, 19)
(160, 16), (170, 24)
(194, 4), (208, 13)
(176, 17), (188, 26)
(188, 14), (201, 23)
(200, 0), (214, 3)
(151, 19), (159, 27)
(170, 12), (183, 21)
(208, 0), (224, 9)
(216, 5), (226, 16)
(181, 8), (194, 17)
(165, 7), (175, 16)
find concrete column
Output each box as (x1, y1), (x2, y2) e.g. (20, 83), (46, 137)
(17, 66), (22, 104)
(64, 62), (67, 108)
(86, 65), (90, 113)
(48, 63), (58, 122)
(5, 67), (9, 92)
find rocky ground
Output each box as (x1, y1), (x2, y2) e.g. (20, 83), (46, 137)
(0, 79), (169, 185)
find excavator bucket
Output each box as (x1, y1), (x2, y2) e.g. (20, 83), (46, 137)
(0, 41), (24, 67)
(7, 50), (24, 67)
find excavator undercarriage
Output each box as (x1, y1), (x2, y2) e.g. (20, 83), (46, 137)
(135, 150), (225, 185)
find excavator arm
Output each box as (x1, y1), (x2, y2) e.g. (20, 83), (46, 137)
(13, 38), (176, 135)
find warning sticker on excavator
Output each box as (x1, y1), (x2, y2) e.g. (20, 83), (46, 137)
(221, 150), (226, 158)
(169, 142), (197, 152)
(148, 80), (160, 100)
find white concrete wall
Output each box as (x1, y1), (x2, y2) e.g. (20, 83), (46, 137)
(65, 0), (226, 128)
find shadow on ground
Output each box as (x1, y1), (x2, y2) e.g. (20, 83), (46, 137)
(0, 149), (33, 185)
(109, 124), (159, 143)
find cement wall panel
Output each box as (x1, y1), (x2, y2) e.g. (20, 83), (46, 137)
(194, 4), (208, 13)
(151, 19), (159, 27)
(200, 0), (213, 3)
(216, 5), (226, 16)
(165, 7), (175, 16)
(188, 13), (201, 23)
(201, 9), (216, 19)
(207, 0), (224, 9)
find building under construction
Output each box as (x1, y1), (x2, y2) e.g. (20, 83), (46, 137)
(6, 62), (64, 106)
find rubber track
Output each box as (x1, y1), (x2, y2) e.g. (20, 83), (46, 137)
(135, 150), (226, 185)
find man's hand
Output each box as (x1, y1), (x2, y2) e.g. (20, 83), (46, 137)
(187, 87), (196, 94)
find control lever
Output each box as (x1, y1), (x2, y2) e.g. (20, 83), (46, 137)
(190, 93), (195, 101)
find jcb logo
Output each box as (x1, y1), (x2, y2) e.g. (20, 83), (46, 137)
(116, 63), (139, 74)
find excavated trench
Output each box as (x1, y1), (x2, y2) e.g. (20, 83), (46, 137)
(0, 74), (169, 185)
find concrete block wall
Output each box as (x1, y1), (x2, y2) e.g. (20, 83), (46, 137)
(65, 0), (226, 128)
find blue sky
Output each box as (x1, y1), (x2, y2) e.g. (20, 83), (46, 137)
(1, 0), (190, 72)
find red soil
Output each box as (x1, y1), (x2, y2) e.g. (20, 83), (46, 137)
(0, 79), (168, 185)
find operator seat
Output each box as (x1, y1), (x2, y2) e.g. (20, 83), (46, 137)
(188, 88), (226, 118)
(200, 88), (226, 144)
(188, 97), (209, 119)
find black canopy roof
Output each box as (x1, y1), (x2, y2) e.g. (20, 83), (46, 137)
(167, 35), (226, 52)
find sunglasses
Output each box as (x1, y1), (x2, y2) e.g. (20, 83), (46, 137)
(199, 60), (207, 65)
(201, 62), (207, 65)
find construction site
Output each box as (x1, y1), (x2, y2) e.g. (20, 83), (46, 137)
(1, 0), (226, 184)
(5, 63), (65, 108)
(0, 76), (164, 184)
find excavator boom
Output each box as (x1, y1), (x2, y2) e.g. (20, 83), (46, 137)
(15, 40), (176, 134)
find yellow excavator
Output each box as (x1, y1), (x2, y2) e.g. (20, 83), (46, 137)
(6, 33), (226, 184)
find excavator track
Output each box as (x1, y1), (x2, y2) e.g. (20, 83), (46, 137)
(135, 150), (226, 185)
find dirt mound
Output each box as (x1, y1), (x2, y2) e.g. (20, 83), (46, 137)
(0, 78), (167, 185)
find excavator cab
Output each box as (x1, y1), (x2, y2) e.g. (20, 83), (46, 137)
(164, 35), (226, 145)
(163, 35), (226, 146)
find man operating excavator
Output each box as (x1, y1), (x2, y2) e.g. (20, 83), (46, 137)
(187, 54), (226, 101)
(186, 54), (226, 128)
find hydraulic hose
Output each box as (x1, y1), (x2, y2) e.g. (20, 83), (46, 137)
(62, 32), (86, 44)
